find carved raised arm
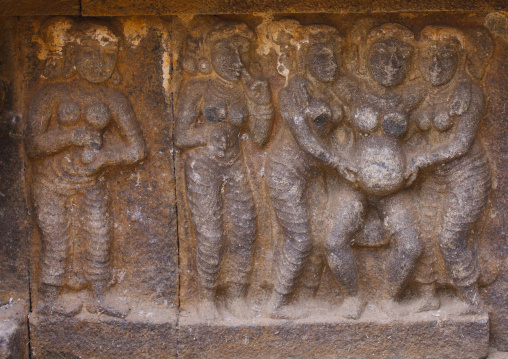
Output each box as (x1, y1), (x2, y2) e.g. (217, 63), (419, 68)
(242, 70), (274, 147)
(97, 90), (146, 167)
(418, 83), (484, 169)
(174, 80), (211, 150)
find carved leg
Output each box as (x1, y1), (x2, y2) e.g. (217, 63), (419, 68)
(80, 182), (128, 318)
(412, 175), (445, 313)
(325, 183), (366, 320)
(33, 183), (82, 316)
(299, 249), (324, 298)
(223, 158), (257, 318)
(299, 175), (328, 298)
(265, 158), (312, 318)
(440, 153), (491, 314)
(381, 191), (422, 302)
(185, 153), (223, 320)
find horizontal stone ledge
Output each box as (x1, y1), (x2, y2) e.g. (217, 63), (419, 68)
(0, 0), (79, 16)
(30, 307), (178, 359)
(178, 315), (490, 359)
(0, 0), (507, 16)
(80, 0), (508, 16)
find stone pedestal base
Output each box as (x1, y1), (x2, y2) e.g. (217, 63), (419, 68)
(0, 301), (28, 359)
(30, 305), (177, 359)
(178, 303), (490, 359)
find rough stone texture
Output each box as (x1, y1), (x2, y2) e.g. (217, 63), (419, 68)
(478, 13), (508, 351)
(81, 1), (508, 16)
(179, 307), (490, 359)
(0, 0), (79, 16)
(0, 16), (28, 311)
(0, 17), (29, 359)
(0, 302), (28, 359)
(30, 309), (177, 358)
(173, 13), (507, 357)
(21, 17), (178, 357)
(0, 8), (505, 359)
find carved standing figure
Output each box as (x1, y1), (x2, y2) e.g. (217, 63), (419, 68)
(327, 23), (426, 315)
(265, 22), (357, 318)
(25, 20), (146, 318)
(175, 21), (273, 320)
(409, 26), (491, 314)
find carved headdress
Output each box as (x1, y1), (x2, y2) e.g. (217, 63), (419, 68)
(420, 25), (493, 81)
(265, 19), (343, 79)
(419, 26), (466, 73)
(182, 20), (255, 75)
(40, 18), (123, 83)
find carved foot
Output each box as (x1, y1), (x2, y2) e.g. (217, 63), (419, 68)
(266, 291), (300, 319)
(225, 296), (250, 319)
(457, 284), (485, 316)
(339, 295), (366, 320)
(378, 298), (408, 318)
(87, 294), (130, 318)
(37, 294), (83, 317)
(197, 298), (221, 321)
(412, 295), (441, 313)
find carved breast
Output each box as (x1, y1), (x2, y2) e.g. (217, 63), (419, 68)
(57, 100), (80, 127)
(84, 103), (111, 130)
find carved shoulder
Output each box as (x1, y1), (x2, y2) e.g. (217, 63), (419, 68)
(179, 79), (207, 103)
(468, 80), (485, 116)
(450, 78), (472, 116)
(333, 74), (358, 104)
(103, 87), (135, 116)
(27, 83), (66, 134)
(30, 83), (65, 110)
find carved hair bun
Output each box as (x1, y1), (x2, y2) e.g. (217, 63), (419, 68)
(205, 21), (255, 46)
(420, 25), (466, 49)
(367, 23), (415, 45)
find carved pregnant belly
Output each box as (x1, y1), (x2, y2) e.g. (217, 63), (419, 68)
(356, 137), (405, 196)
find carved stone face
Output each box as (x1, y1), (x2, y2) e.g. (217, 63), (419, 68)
(306, 43), (339, 83)
(367, 37), (413, 87)
(211, 36), (247, 82)
(75, 35), (119, 84)
(419, 40), (460, 86)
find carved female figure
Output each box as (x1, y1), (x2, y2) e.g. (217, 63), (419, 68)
(409, 26), (491, 313)
(265, 22), (355, 318)
(327, 23), (426, 315)
(175, 21), (273, 320)
(25, 20), (146, 318)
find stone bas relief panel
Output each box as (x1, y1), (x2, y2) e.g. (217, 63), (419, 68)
(0, 11), (504, 359)
(23, 17), (178, 358)
(175, 14), (507, 358)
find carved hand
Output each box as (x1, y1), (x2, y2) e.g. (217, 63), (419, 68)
(206, 125), (229, 151)
(242, 70), (271, 105)
(404, 158), (422, 187)
(79, 148), (108, 173)
(71, 127), (102, 149)
(333, 155), (358, 185)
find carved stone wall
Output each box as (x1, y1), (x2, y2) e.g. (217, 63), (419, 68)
(0, 7), (506, 359)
